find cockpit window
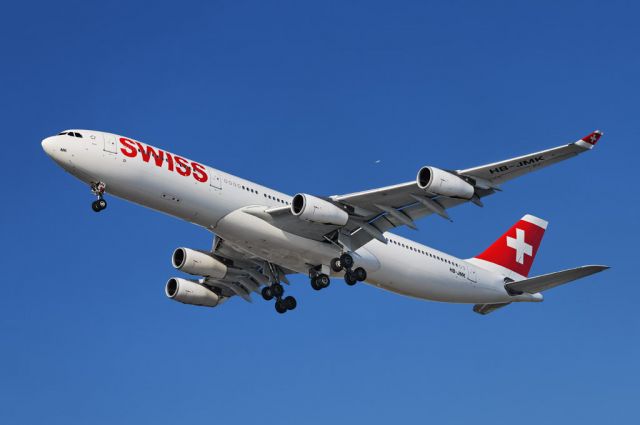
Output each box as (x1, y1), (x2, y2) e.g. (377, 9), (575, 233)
(58, 131), (83, 138)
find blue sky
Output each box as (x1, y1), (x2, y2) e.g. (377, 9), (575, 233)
(1, 1), (638, 423)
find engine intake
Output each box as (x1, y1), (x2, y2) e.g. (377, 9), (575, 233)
(165, 278), (220, 307)
(416, 166), (474, 199)
(291, 193), (349, 226)
(172, 247), (227, 279)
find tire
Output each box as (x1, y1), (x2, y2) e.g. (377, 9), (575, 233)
(340, 253), (354, 269)
(275, 301), (287, 314)
(344, 272), (357, 286)
(311, 277), (322, 291)
(330, 258), (343, 272)
(271, 283), (284, 297)
(354, 267), (367, 282)
(261, 286), (274, 301)
(317, 274), (330, 288)
(97, 199), (107, 210)
(283, 296), (297, 310)
(91, 201), (101, 212)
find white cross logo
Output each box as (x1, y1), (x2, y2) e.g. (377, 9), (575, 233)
(590, 134), (598, 143)
(506, 228), (532, 264)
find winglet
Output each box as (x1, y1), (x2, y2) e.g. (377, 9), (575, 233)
(575, 130), (604, 149)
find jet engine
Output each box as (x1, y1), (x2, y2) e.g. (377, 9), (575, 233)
(165, 277), (220, 307)
(416, 166), (474, 199)
(172, 247), (228, 279)
(291, 193), (349, 226)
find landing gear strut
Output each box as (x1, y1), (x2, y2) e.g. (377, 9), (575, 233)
(90, 182), (107, 212)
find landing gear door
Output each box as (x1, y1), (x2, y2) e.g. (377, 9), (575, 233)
(103, 134), (117, 154)
(209, 169), (222, 190)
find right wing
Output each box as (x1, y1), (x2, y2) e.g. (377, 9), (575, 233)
(202, 236), (293, 302)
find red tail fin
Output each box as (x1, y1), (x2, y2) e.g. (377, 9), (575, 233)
(475, 214), (548, 277)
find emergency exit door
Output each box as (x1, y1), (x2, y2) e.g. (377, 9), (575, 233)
(103, 134), (117, 153)
(209, 169), (222, 190)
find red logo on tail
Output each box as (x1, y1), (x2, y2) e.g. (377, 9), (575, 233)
(475, 215), (547, 277)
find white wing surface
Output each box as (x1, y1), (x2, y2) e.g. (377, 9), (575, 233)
(257, 131), (603, 251)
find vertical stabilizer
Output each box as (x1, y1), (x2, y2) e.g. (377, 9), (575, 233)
(473, 214), (548, 278)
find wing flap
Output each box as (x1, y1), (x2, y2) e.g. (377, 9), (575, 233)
(206, 236), (295, 302)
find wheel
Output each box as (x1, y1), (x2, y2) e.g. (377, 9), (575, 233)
(354, 267), (367, 282)
(317, 274), (330, 288)
(271, 283), (284, 297)
(330, 258), (343, 272)
(310, 277), (322, 291)
(91, 201), (101, 212)
(275, 300), (287, 314)
(97, 199), (107, 210)
(344, 271), (357, 286)
(261, 286), (274, 301)
(283, 296), (297, 310)
(340, 253), (354, 270)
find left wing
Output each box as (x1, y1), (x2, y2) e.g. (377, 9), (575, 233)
(257, 130), (603, 251)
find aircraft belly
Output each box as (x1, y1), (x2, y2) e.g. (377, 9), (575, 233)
(215, 209), (342, 274)
(364, 242), (512, 304)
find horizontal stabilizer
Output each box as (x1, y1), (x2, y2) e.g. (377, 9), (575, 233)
(506, 265), (609, 294)
(473, 302), (511, 315)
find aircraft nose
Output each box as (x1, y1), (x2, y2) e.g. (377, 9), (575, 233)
(41, 136), (55, 157)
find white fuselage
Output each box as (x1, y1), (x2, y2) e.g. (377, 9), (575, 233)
(41, 130), (541, 305)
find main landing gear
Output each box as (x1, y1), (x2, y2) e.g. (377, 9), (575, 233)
(90, 182), (108, 212)
(310, 272), (330, 291)
(261, 282), (297, 314)
(311, 253), (367, 290)
(332, 253), (367, 286)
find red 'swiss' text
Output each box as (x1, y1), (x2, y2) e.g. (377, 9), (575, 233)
(119, 138), (208, 183)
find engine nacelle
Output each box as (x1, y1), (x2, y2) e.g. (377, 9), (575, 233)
(291, 193), (349, 226)
(165, 277), (220, 307)
(416, 166), (474, 199)
(172, 247), (227, 279)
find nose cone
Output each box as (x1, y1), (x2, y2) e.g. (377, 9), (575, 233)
(41, 136), (56, 157)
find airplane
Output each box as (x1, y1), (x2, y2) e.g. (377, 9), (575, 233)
(41, 129), (609, 315)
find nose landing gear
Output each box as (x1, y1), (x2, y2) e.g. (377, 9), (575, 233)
(90, 182), (108, 212)
(91, 199), (107, 212)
